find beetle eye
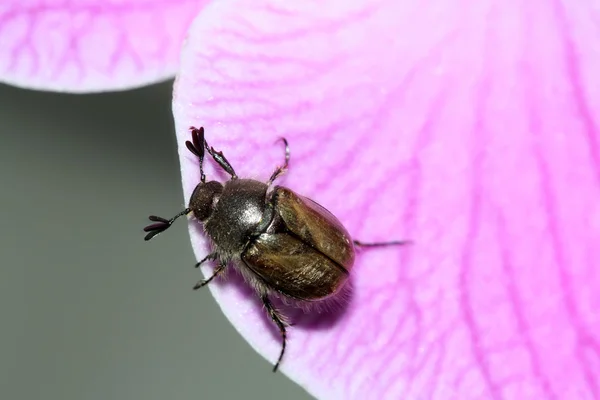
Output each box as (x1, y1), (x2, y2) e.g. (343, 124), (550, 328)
(189, 181), (223, 221)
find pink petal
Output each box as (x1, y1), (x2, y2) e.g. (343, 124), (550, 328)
(0, 0), (209, 92)
(172, 0), (600, 398)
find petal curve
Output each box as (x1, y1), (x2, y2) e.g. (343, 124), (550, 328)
(173, 1), (600, 399)
(0, 0), (208, 92)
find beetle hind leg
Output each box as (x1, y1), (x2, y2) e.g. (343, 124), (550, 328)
(267, 138), (290, 186)
(353, 239), (412, 248)
(261, 294), (289, 372)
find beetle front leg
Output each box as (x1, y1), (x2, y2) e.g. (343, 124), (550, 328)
(261, 295), (288, 372)
(193, 262), (227, 290)
(205, 143), (238, 179)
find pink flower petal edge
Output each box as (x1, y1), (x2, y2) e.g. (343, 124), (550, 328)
(172, 0), (600, 398)
(0, 0), (208, 92)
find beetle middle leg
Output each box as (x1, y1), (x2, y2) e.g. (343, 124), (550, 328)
(261, 294), (288, 372)
(267, 138), (290, 186)
(194, 252), (218, 268)
(193, 262), (227, 290)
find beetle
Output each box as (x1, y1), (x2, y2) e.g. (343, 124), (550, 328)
(143, 126), (409, 372)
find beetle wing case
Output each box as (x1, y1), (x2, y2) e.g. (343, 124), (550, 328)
(271, 186), (356, 269)
(240, 186), (356, 302)
(242, 233), (348, 301)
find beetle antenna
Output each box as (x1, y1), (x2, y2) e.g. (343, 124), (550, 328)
(186, 126), (206, 183)
(143, 208), (191, 241)
(188, 127), (238, 179)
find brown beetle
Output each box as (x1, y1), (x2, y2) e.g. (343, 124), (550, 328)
(144, 127), (409, 371)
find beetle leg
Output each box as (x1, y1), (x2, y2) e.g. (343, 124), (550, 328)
(143, 208), (191, 241)
(204, 141), (238, 179)
(193, 262), (227, 290)
(267, 137), (290, 186)
(353, 239), (413, 247)
(194, 252), (218, 268)
(261, 295), (288, 372)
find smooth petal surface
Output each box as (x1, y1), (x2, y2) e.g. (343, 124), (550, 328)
(172, 0), (600, 398)
(0, 0), (207, 92)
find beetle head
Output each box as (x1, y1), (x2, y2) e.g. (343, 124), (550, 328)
(189, 180), (223, 221)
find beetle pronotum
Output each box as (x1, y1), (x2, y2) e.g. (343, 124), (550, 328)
(144, 127), (409, 372)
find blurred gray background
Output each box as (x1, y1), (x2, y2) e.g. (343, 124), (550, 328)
(0, 82), (311, 400)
